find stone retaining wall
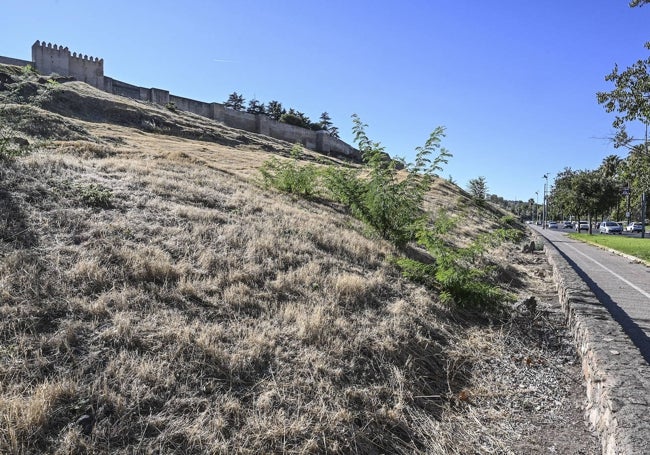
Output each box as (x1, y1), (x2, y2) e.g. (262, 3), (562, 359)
(536, 233), (650, 454)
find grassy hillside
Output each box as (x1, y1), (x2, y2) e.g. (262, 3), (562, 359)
(0, 64), (598, 454)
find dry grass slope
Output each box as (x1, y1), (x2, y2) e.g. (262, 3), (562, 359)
(0, 64), (599, 454)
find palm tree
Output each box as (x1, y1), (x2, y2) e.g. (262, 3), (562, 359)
(527, 198), (535, 221)
(600, 154), (622, 178)
(599, 155), (624, 219)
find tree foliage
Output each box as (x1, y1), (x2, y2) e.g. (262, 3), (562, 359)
(596, 42), (650, 149)
(325, 114), (451, 246)
(280, 109), (312, 129)
(549, 168), (621, 230)
(319, 112), (333, 131)
(397, 211), (519, 309)
(266, 100), (285, 121)
(467, 176), (488, 201)
(246, 98), (266, 115)
(258, 115), (521, 311)
(599, 154), (623, 178)
(224, 92), (246, 111)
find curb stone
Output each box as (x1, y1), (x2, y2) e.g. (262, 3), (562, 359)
(534, 233), (650, 455)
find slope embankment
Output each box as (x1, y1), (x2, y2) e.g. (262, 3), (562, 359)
(0, 63), (600, 453)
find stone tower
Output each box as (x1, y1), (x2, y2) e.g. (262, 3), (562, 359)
(31, 40), (104, 89)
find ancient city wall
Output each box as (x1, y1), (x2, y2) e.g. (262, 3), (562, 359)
(169, 94), (212, 119)
(4, 41), (359, 160)
(0, 56), (32, 67)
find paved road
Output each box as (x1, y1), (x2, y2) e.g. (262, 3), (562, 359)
(531, 225), (650, 364)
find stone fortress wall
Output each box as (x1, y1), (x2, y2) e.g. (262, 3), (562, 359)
(0, 41), (358, 159)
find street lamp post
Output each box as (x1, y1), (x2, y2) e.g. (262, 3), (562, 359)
(642, 191), (647, 239)
(624, 183), (631, 226)
(542, 174), (549, 229)
(535, 191), (539, 224)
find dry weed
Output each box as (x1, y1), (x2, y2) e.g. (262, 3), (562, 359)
(0, 83), (597, 453)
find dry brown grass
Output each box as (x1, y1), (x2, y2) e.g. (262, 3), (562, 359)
(0, 67), (597, 454)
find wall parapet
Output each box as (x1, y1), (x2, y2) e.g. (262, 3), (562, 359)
(0, 56), (32, 67)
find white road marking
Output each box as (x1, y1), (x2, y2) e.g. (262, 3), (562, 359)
(563, 241), (650, 300)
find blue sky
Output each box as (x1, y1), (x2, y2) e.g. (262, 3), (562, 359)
(2, 1), (649, 201)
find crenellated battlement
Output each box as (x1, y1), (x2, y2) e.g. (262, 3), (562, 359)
(70, 52), (103, 64)
(32, 40), (104, 88)
(34, 40), (68, 52)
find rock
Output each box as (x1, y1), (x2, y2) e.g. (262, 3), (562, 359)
(515, 296), (537, 315)
(75, 413), (94, 435)
(522, 241), (536, 253)
(10, 137), (29, 148)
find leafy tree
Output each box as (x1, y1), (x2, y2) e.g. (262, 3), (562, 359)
(319, 112), (333, 131)
(280, 109), (311, 128)
(325, 114), (452, 246)
(309, 121), (324, 131)
(551, 168), (578, 219)
(626, 143), (650, 191)
(622, 143), (650, 226)
(246, 98), (266, 115)
(224, 92), (246, 111)
(294, 110), (311, 127)
(571, 170), (620, 231)
(467, 176), (488, 200)
(328, 126), (340, 139)
(629, 0), (649, 6)
(596, 42), (650, 149)
(279, 112), (304, 127)
(266, 100), (285, 120)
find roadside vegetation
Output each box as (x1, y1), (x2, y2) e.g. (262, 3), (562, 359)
(568, 233), (650, 262)
(541, 36), (650, 233)
(261, 114), (524, 311)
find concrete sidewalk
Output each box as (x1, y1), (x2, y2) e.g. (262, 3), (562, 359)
(532, 227), (650, 455)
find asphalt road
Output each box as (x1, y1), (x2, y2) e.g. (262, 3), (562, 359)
(531, 225), (650, 364)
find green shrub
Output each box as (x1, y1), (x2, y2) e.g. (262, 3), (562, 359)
(396, 213), (517, 311)
(279, 112), (305, 127)
(259, 144), (319, 198)
(323, 115), (452, 247)
(21, 64), (37, 75)
(323, 165), (364, 206)
(0, 125), (28, 160)
(78, 183), (113, 208)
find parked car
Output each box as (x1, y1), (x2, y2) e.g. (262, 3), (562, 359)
(547, 221), (558, 229)
(563, 221), (573, 229)
(626, 222), (644, 233)
(599, 221), (622, 234)
(575, 221), (589, 232)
